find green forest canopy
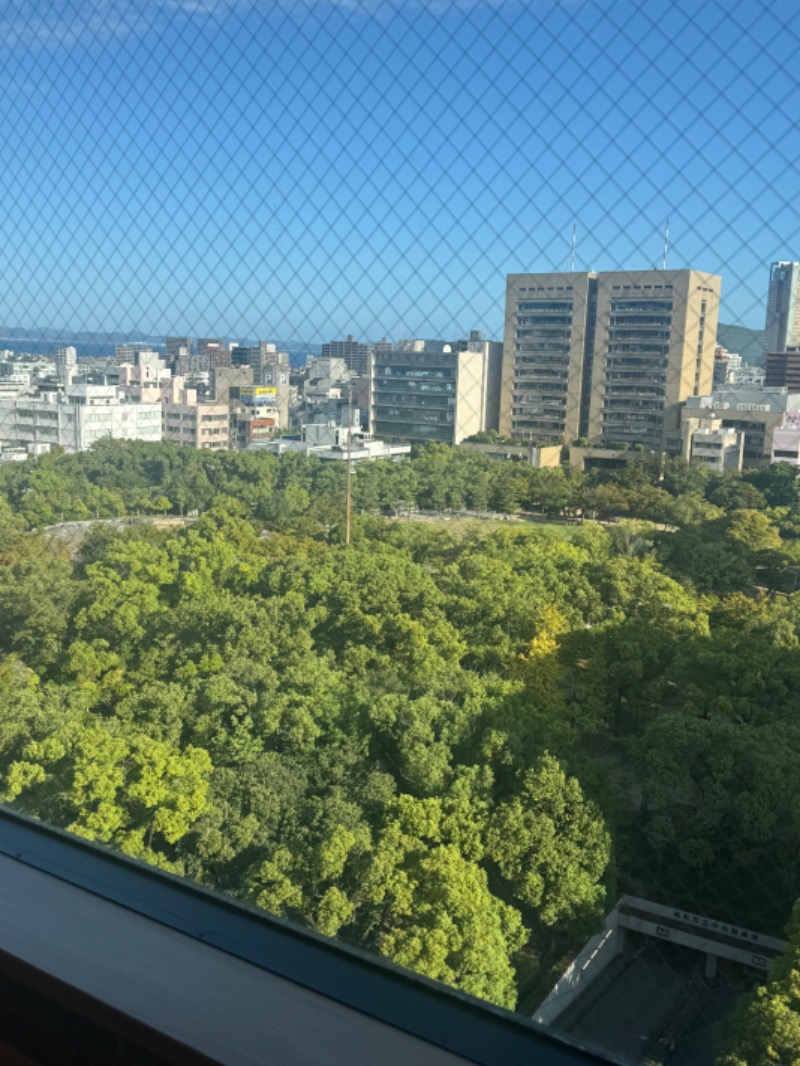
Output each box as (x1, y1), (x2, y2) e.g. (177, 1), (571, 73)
(0, 439), (799, 1057)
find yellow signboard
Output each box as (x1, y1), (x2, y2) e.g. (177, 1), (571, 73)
(241, 386), (278, 406)
(241, 386), (277, 397)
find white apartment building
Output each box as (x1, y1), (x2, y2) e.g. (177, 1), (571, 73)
(256, 417), (410, 462)
(54, 346), (78, 385)
(0, 385), (162, 452)
(771, 416), (800, 466)
(117, 361), (171, 404)
(681, 417), (745, 472)
(162, 378), (229, 450)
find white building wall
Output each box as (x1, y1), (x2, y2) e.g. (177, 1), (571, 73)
(772, 424), (800, 466)
(0, 394), (161, 452)
(534, 916), (624, 1025)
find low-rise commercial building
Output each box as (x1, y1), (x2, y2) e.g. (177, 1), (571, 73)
(0, 385), (162, 452)
(681, 386), (800, 464)
(162, 378), (229, 450)
(771, 416), (800, 465)
(256, 418), (409, 462)
(230, 385), (285, 449)
(681, 416), (745, 472)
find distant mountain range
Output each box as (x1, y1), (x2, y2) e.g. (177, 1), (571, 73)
(717, 323), (765, 365)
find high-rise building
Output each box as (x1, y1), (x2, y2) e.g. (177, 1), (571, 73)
(370, 337), (502, 446)
(500, 273), (596, 443)
(587, 270), (720, 451)
(197, 338), (228, 370)
(165, 337), (192, 373)
(321, 335), (373, 376)
(229, 341), (290, 370)
(500, 269), (721, 451)
(765, 348), (800, 392)
(764, 261), (800, 354)
(115, 342), (156, 366)
(54, 346), (78, 384)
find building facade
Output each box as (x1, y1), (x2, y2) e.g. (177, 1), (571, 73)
(165, 337), (192, 371)
(321, 335), (373, 376)
(681, 417), (745, 472)
(771, 419), (800, 466)
(54, 346), (78, 384)
(371, 338), (501, 446)
(764, 261), (800, 354)
(587, 270), (720, 451)
(500, 272), (596, 443)
(501, 269), (721, 451)
(162, 378), (229, 450)
(114, 342), (157, 366)
(764, 348), (800, 392)
(197, 338), (228, 371)
(211, 365), (255, 404)
(0, 385), (162, 452)
(682, 386), (800, 464)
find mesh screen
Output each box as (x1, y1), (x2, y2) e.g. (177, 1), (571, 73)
(0, 1), (799, 1063)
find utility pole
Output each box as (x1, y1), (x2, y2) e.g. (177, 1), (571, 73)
(345, 386), (353, 546)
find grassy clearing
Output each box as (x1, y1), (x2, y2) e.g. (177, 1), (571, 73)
(395, 514), (576, 539)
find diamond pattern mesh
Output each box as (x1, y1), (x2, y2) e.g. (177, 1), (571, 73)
(0, 0), (799, 1061)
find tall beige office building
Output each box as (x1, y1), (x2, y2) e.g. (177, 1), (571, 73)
(500, 269), (721, 451)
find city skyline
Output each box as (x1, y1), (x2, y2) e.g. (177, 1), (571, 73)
(0, 255), (781, 358)
(0, 0), (797, 342)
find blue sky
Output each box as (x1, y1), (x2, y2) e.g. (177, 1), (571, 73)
(0, 0), (797, 343)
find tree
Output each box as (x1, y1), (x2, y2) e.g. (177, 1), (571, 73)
(747, 461), (800, 510)
(717, 899), (800, 1065)
(152, 494), (172, 515)
(0, 557), (78, 671)
(707, 475), (767, 514)
(4, 722), (213, 872)
(581, 483), (631, 521)
(355, 806), (527, 1009)
(486, 753), (610, 930)
(636, 713), (800, 923)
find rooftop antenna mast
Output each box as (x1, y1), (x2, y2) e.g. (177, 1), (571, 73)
(571, 224), (577, 272)
(662, 218), (669, 271)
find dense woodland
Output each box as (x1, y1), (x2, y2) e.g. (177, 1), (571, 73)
(1, 440), (800, 1056)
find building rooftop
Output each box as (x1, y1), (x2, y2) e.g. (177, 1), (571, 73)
(685, 386), (800, 413)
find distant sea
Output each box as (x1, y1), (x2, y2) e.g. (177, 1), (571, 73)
(0, 332), (320, 367)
